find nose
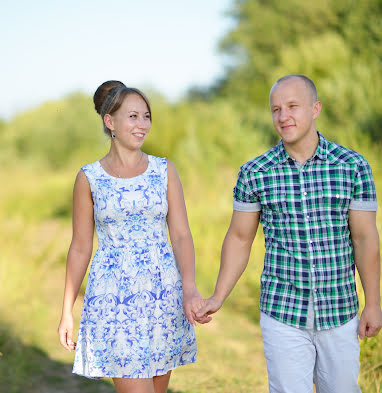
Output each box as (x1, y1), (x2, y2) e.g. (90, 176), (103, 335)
(137, 116), (146, 128)
(279, 108), (289, 122)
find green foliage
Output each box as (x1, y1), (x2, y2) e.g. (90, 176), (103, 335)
(219, 0), (342, 103)
(216, 0), (382, 146)
(1, 93), (107, 169)
(0, 118), (5, 133)
(1, 0), (382, 391)
(0, 167), (73, 222)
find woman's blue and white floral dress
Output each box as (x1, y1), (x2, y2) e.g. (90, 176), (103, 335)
(73, 155), (197, 379)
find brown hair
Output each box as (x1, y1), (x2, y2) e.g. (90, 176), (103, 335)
(93, 80), (126, 114)
(94, 82), (152, 137)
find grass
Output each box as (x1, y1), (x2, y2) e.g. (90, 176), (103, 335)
(0, 165), (381, 392)
(0, 217), (268, 393)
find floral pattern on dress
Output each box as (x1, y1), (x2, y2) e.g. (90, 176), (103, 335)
(73, 155), (196, 379)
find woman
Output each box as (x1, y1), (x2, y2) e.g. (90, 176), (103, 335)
(58, 81), (203, 393)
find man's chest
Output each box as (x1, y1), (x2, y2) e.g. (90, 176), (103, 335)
(254, 163), (356, 223)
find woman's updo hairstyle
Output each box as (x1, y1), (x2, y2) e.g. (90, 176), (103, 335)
(93, 80), (125, 115)
(93, 80), (152, 137)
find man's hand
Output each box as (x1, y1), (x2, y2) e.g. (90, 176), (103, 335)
(194, 296), (223, 324)
(358, 305), (382, 339)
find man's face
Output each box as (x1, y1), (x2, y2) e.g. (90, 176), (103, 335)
(269, 78), (321, 147)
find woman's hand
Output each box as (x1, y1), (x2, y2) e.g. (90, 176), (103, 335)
(183, 287), (207, 326)
(58, 313), (76, 351)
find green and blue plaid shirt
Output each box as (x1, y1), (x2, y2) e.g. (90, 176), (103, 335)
(233, 132), (377, 330)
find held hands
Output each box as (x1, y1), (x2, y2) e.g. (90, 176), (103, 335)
(183, 287), (208, 326)
(358, 305), (382, 339)
(194, 296), (223, 324)
(58, 313), (76, 351)
(183, 288), (221, 325)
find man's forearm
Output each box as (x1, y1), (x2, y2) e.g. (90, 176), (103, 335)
(213, 232), (253, 304)
(354, 231), (381, 307)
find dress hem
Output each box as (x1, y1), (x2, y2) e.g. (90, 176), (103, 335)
(72, 358), (197, 380)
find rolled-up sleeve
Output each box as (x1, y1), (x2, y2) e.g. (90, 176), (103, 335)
(233, 167), (261, 212)
(349, 158), (378, 211)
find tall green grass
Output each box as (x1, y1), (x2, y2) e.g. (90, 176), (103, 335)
(1, 160), (381, 392)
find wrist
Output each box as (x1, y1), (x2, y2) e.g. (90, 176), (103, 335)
(182, 281), (197, 293)
(364, 301), (381, 309)
(61, 307), (73, 318)
(364, 293), (381, 308)
(212, 291), (226, 306)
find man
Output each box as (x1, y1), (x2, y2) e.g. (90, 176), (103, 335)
(196, 75), (382, 392)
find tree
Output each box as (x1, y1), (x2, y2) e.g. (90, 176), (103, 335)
(213, 0), (382, 143)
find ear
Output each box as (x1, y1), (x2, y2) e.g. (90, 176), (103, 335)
(312, 100), (322, 120)
(104, 114), (114, 130)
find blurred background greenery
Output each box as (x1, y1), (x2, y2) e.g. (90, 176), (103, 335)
(1, 0), (381, 392)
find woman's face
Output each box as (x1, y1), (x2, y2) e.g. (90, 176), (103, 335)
(108, 94), (151, 150)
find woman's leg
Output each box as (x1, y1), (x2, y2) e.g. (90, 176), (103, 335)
(153, 370), (172, 393)
(113, 378), (155, 393)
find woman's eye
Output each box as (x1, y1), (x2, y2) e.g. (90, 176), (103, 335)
(130, 114), (137, 118)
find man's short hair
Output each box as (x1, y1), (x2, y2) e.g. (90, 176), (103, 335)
(274, 74), (318, 102)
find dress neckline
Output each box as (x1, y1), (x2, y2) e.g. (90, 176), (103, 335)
(97, 155), (151, 180)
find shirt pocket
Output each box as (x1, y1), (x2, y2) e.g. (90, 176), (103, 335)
(321, 190), (351, 226)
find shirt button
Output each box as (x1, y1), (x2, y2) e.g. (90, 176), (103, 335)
(312, 264), (316, 268)
(306, 215), (310, 219)
(303, 192), (307, 196)
(309, 240), (313, 244)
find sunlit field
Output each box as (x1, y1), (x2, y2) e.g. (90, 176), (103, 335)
(1, 1), (382, 391)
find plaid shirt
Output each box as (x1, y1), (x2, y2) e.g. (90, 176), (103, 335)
(233, 132), (377, 330)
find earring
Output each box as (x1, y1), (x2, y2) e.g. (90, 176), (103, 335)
(111, 133), (116, 138)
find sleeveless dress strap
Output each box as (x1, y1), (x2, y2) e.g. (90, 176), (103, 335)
(158, 156), (168, 189)
(81, 163), (97, 198)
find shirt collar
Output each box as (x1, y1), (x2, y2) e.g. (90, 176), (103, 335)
(315, 131), (328, 161)
(275, 131), (328, 164)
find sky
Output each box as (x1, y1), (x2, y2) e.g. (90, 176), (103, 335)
(1, 0), (233, 120)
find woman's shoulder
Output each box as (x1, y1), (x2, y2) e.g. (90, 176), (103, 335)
(149, 154), (166, 163)
(81, 160), (100, 171)
(147, 155), (169, 180)
(148, 154), (167, 169)
(79, 160), (103, 182)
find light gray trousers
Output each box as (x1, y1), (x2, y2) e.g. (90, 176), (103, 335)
(260, 305), (361, 393)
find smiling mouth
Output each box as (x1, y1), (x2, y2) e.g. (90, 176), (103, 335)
(133, 133), (145, 138)
(281, 125), (295, 130)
